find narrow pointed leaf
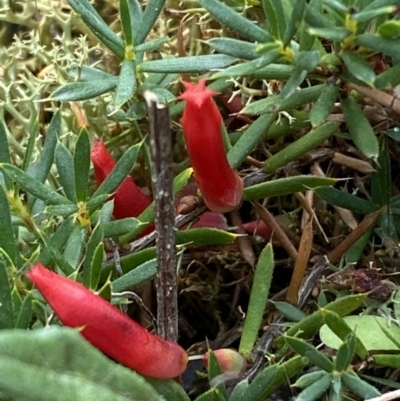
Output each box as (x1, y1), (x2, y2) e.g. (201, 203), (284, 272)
(197, 0), (272, 42)
(67, 0), (124, 59)
(0, 260), (15, 329)
(52, 79), (118, 102)
(55, 143), (76, 203)
(0, 327), (163, 401)
(0, 164), (73, 206)
(140, 55), (236, 73)
(114, 59), (136, 107)
(341, 96), (379, 159)
(74, 127), (91, 202)
(0, 186), (20, 268)
(239, 243), (274, 359)
(244, 176), (337, 200)
(136, 0), (166, 44)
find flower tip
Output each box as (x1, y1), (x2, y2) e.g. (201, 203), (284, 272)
(203, 349), (246, 374)
(178, 80), (218, 107)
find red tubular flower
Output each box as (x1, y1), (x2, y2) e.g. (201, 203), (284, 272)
(241, 220), (272, 240)
(179, 80), (243, 213)
(26, 264), (188, 379)
(91, 140), (152, 221)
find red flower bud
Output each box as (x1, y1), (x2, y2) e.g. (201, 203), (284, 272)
(179, 80), (243, 213)
(241, 220), (272, 240)
(203, 349), (246, 374)
(91, 140), (152, 221)
(26, 264), (188, 379)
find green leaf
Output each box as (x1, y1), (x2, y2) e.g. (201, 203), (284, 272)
(341, 96), (379, 159)
(353, 5), (396, 22)
(377, 20), (400, 39)
(74, 127), (91, 202)
(264, 122), (338, 172)
(102, 247), (157, 281)
(355, 34), (400, 59)
(67, 0), (125, 59)
(45, 204), (79, 217)
(314, 186), (379, 215)
(282, 0), (305, 47)
(176, 228), (238, 246)
(228, 379), (250, 401)
(309, 83), (339, 128)
(135, 37), (170, 52)
(341, 51), (376, 87)
(228, 114), (276, 169)
(342, 372), (381, 399)
(0, 164), (73, 206)
(0, 327), (163, 401)
(0, 119), (11, 165)
(83, 223), (104, 289)
(21, 118), (39, 171)
(0, 186), (21, 268)
(69, 64), (117, 81)
(248, 63), (296, 80)
(335, 333), (356, 372)
(140, 55), (236, 73)
(247, 358), (302, 401)
(114, 59), (137, 107)
(112, 259), (158, 292)
(279, 69), (308, 100)
(293, 50), (320, 72)
(296, 374), (331, 401)
(120, 0), (142, 45)
(212, 51), (281, 79)
(206, 38), (257, 60)
(375, 62), (400, 90)
(262, 0), (286, 39)
(63, 223), (86, 269)
(55, 143), (77, 203)
(272, 301), (307, 322)
(285, 336), (334, 372)
(321, 309), (369, 358)
(93, 142), (142, 199)
(198, 0), (272, 42)
(320, 315), (400, 352)
(103, 218), (145, 238)
(275, 293), (368, 349)
(307, 27), (351, 41)
(51, 79), (118, 101)
(294, 370), (328, 388)
(373, 354), (400, 369)
(120, 0), (134, 46)
(0, 260), (15, 329)
(242, 84), (324, 115)
(239, 243), (274, 359)
(136, 0), (166, 45)
(244, 176), (337, 200)
(34, 111), (61, 184)
(371, 135), (390, 207)
(38, 217), (75, 267)
(146, 377), (191, 401)
(15, 294), (32, 330)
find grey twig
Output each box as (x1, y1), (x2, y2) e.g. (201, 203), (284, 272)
(144, 91), (178, 342)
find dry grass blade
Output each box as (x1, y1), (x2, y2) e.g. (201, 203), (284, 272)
(347, 82), (400, 117)
(332, 152), (376, 174)
(230, 209), (256, 267)
(286, 218), (314, 305)
(253, 201), (298, 261)
(327, 210), (380, 265)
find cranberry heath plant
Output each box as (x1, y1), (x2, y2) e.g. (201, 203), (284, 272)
(1, 0), (400, 400)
